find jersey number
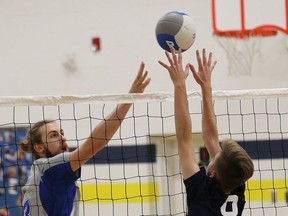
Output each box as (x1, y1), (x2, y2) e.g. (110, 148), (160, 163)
(220, 195), (239, 216)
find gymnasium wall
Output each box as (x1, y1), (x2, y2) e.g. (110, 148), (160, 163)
(0, 0), (287, 97)
(0, 0), (288, 215)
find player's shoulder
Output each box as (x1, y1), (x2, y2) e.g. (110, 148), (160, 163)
(184, 167), (209, 193)
(33, 152), (71, 171)
(185, 167), (206, 180)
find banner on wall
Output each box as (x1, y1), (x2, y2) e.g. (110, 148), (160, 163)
(0, 127), (31, 216)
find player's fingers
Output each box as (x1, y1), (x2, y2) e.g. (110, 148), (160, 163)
(165, 51), (174, 67)
(211, 61), (217, 73)
(195, 50), (203, 70)
(189, 64), (202, 85)
(189, 63), (200, 82)
(207, 52), (212, 67)
(170, 46), (178, 66)
(137, 61), (145, 76)
(185, 64), (189, 78)
(137, 70), (149, 84)
(142, 78), (151, 90)
(131, 62), (145, 87)
(158, 60), (170, 71)
(202, 48), (207, 65)
(189, 63), (196, 76)
(138, 72), (150, 89)
(178, 48), (182, 65)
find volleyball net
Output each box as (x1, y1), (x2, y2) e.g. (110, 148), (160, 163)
(0, 88), (288, 216)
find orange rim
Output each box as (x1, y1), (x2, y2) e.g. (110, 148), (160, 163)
(211, 0), (287, 39)
(213, 29), (277, 39)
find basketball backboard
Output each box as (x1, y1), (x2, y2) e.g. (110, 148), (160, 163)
(211, 0), (288, 76)
(212, 0), (288, 35)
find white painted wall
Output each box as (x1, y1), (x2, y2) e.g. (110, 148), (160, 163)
(0, 0), (287, 97)
(1, 1), (288, 215)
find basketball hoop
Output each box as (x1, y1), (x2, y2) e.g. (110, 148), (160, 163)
(211, 0), (286, 76)
(213, 28), (277, 76)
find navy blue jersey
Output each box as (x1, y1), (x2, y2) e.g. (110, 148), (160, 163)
(184, 167), (245, 216)
(22, 152), (81, 216)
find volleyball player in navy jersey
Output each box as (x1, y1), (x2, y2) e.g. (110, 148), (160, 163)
(20, 62), (150, 216)
(159, 47), (254, 216)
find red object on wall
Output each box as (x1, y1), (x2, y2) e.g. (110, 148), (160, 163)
(91, 37), (101, 52)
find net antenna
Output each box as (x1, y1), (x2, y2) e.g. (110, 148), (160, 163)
(211, 0), (288, 76)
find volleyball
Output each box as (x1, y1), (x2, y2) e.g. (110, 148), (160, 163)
(155, 11), (196, 52)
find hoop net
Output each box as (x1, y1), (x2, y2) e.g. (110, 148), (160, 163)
(214, 29), (277, 76)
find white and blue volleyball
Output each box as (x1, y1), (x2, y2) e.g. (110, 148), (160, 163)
(156, 11), (196, 52)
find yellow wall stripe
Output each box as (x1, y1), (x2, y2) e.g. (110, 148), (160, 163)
(246, 179), (288, 202)
(79, 179), (288, 204)
(79, 182), (158, 203)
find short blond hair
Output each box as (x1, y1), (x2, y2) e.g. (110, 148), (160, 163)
(215, 139), (254, 192)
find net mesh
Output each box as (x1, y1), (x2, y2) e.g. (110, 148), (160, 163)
(0, 89), (288, 216)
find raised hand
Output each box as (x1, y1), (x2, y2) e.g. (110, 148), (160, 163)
(129, 62), (151, 93)
(189, 49), (217, 89)
(158, 46), (189, 87)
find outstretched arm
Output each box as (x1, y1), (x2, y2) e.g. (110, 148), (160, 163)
(70, 62), (151, 171)
(159, 47), (199, 180)
(189, 49), (221, 160)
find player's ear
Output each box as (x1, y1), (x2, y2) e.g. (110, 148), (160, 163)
(209, 170), (217, 178)
(34, 143), (45, 153)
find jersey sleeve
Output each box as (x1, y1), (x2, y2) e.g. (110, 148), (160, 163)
(41, 162), (81, 191)
(41, 153), (81, 191)
(35, 152), (81, 191)
(184, 167), (207, 200)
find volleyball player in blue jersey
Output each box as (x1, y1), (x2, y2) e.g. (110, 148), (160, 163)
(20, 62), (150, 216)
(159, 47), (254, 216)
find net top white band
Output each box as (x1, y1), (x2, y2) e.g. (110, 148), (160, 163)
(0, 88), (288, 107)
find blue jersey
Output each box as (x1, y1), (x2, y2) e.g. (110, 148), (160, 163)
(184, 167), (245, 216)
(22, 152), (81, 216)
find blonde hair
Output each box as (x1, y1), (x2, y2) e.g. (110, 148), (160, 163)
(20, 119), (55, 160)
(215, 139), (254, 192)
